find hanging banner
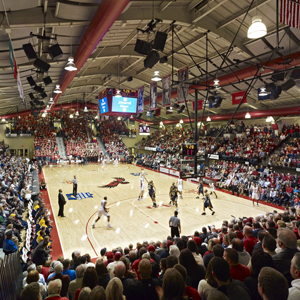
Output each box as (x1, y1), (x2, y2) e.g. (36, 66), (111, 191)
(150, 82), (157, 111)
(17, 72), (25, 106)
(137, 86), (144, 112)
(232, 91), (247, 105)
(177, 67), (189, 104)
(193, 99), (203, 111)
(162, 74), (171, 107)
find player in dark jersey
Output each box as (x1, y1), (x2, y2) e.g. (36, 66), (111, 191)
(202, 190), (215, 215)
(196, 179), (204, 199)
(148, 180), (157, 208)
(169, 182), (178, 210)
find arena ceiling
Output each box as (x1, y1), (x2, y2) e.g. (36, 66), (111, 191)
(0, 0), (300, 123)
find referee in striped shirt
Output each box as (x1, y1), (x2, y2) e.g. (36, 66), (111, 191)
(169, 211), (181, 238)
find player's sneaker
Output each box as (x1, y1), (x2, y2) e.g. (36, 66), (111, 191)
(138, 197), (140, 201)
(201, 212), (206, 215)
(169, 201), (172, 205)
(92, 224), (95, 229)
(141, 197), (143, 201)
(107, 224), (113, 228)
(257, 203), (259, 206)
(196, 196), (199, 199)
(212, 211), (215, 215)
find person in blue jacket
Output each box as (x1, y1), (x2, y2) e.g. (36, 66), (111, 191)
(3, 229), (18, 253)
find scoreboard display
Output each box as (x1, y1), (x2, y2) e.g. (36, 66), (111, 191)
(182, 143), (197, 156)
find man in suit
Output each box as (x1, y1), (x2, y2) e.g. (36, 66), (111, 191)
(58, 189), (66, 217)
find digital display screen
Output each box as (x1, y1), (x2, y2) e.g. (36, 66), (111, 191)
(139, 125), (150, 135)
(99, 97), (109, 114)
(112, 96), (137, 113)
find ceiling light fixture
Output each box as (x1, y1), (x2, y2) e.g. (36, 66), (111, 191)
(180, 119), (183, 124)
(245, 112), (251, 119)
(213, 79), (221, 89)
(65, 24), (77, 71)
(117, 116), (121, 121)
(1, 118), (5, 122)
(54, 85), (62, 94)
(75, 110), (79, 116)
(69, 114), (73, 118)
(206, 116), (211, 122)
(259, 87), (268, 96)
(151, 71), (161, 82)
(115, 89), (122, 98)
(247, 16), (267, 39)
(49, 97), (54, 104)
(42, 113), (46, 118)
(83, 106), (88, 113)
(65, 57), (77, 71)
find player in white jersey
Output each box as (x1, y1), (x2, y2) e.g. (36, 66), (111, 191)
(92, 196), (112, 228)
(177, 178), (183, 199)
(209, 182), (218, 198)
(251, 183), (259, 207)
(138, 171), (147, 201)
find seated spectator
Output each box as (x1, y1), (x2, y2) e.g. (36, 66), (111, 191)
(258, 267), (288, 300)
(210, 257), (251, 300)
(68, 264), (86, 300)
(244, 250), (275, 300)
(3, 229), (18, 254)
(48, 262), (70, 298)
(223, 248), (250, 282)
(272, 228), (299, 286)
(187, 240), (204, 267)
(21, 282), (41, 300)
(289, 252), (300, 300)
(32, 239), (51, 266)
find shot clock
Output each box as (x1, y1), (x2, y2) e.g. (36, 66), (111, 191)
(182, 143), (197, 156)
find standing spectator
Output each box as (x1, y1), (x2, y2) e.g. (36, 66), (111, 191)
(58, 189), (66, 217)
(48, 262), (70, 297)
(95, 261), (110, 290)
(62, 259), (76, 281)
(258, 267), (288, 300)
(68, 264), (86, 300)
(21, 282), (41, 300)
(289, 253), (300, 300)
(107, 251), (122, 278)
(46, 279), (69, 300)
(223, 248), (250, 282)
(106, 277), (124, 300)
(169, 210), (181, 238)
(272, 228), (299, 286)
(74, 267), (98, 300)
(243, 226), (258, 255)
(210, 257), (251, 300)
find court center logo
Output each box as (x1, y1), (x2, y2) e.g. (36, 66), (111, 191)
(98, 177), (129, 188)
(66, 192), (93, 200)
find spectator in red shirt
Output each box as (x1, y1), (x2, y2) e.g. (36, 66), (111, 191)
(243, 226), (258, 256)
(223, 248), (250, 282)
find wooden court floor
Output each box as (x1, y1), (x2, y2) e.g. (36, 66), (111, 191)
(43, 163), (283, 259)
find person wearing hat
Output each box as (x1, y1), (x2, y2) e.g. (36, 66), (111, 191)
(104, 251), (114, 267)
(148, 244), (160, 264)
(3, 229), (18, 254)
(202, 190), (215, 216)
(107, 251), (122, 279)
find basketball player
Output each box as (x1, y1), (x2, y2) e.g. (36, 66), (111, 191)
(148, 180), (157, 208)
(251, 183), (259, 206)
(169, 182), (178, 210)
(92, 196), (112, 228)
(196, 179), (204, 199)
(202, 190), (215, 215)
(209, 182), (218, 198)
(138, 171), (147, 201)
(177, 178), (183, 199)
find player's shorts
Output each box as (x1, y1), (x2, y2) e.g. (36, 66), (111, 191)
(198, 186), (203, 194)
(171, 196), (178, 202)
(204, 199), (213, 209)
(252, 193), (259, 200)
(98, 210), (109, 217)
(140, 183), (145, 191)
(149, 191), (155, 199)
(178, 186), (182, 192)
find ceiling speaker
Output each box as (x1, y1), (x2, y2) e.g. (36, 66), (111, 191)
(34, 85), (44, 93)
(28, 93), (35, 100)
(281, 79), (295, 91)
(144, 51), (160, 69)
(22, 43), (37, 60)
(43, 76), (52, 85)
(271, 72), (285, 82)
(290, 69), (300, 80)
(134, 39), (152, 55)
(34, 58), (50, 72)
(48, 44), (63, 60)
(40, 92), (47, 99)
(153, 31), (168, 51)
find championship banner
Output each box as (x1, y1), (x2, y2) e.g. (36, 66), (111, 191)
(150, 82), (157, 111)
(193, 99), (203, 111)
(162, 74), (171, 107)
(137, 86), (144, 112)
(232, 91), (247, 105)
(177, 67), (189, 104)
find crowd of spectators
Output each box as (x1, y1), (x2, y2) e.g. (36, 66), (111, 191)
(18, 208), (300, 300)
(0, 153), (37, 254)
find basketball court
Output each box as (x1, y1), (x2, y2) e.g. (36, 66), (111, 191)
(43, 163), (283, 259)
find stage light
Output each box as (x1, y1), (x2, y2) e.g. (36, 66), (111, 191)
(247, 16), (267, 39)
